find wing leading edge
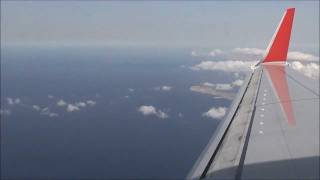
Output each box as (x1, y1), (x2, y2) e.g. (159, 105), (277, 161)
(187, 8), (319, 180)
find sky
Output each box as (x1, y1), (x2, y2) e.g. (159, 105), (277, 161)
(1, 1), (319, 50)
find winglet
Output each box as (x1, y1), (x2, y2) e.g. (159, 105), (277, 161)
(262, 8), (295, 63)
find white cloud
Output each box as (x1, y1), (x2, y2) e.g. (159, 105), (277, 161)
(57, 99), (96, 112)
(39, 107), (58, 118)
(191, 49), (224, 57)
(157, 110), (169, 119)
(233, 48), (265, 55)
(190, 86), (235, 100)
(287, 51), (319, 61)
(161, 86), (172, 91)
(190, 48), (319, 80)
(154, 86), (173, 91)
(203, 81), (243, 91)
(178, 112), (183, 118)
(48, 95), (54, 99)
(138, 105), (157, 115)
(291, 61), (319, 79)
(75, 102), (86, 107)
(138, 105), (168, 119)
(57, 99), (67, 107)
(202, 82), (215, 87)
(67, 104), (80, 112)
(7, 98), (14, 105)
(232, 79), (244, 86)
(191, 60), (256, 72)
(233, 47), (319, 62)
(41, 107), (49, 113)
(209, 49), (223, 57)
(216, 83), (233, 91)
(32, 105), (41, 111)
(203, 107), (227, 119)
(128, 88), (135, 92)
(7, 97), (21, 106)
(86, 100), (96, 106)
(0, 109), (11, 116)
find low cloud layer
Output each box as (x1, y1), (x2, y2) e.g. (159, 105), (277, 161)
(3, 97), (22, 116)
(291, 61), (319, 79)
(232, 79), (244, 86)
(203, 107), (227, 119)
(208, 49), (223, 57)
(233, 47), (319, 62)
(67, 104), (80, 112)
(190, 79), (244, 100)
(191, 60), (256, 72)
(2, 95), (98, 117)
(193, 59), (319, 79)
(57, 99), (67, 107)
(39, 106), (59, 118)
(190, 85), (235, 100)
(56, 99), (97, 112)
(7, 97), (21, 106)
(32, 105), (41, 111)
(86, 100), (96, 106)
(154, 86), (173, 91)
(287, 51), (319, 62)
(233, 48), (265, 56)
(161, 86), (172, 91)
(138, 105), (168, 119)
(190, 48), (319, 80)
(191, 49), (223, 57)
(203, 79), (244, 90)
(215, 83), (233, 91)
(192, 48), (319, 62)
(75, 102), (86, 107)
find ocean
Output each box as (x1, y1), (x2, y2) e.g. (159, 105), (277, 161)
(1, 46), (235, 179)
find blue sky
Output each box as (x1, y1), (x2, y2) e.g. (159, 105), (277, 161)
(1, 1), (319, 50)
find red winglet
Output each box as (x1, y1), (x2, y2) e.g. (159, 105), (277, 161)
(263, 8), (295, 63)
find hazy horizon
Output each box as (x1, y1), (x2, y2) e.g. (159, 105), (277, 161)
(2, 1), (319, 50)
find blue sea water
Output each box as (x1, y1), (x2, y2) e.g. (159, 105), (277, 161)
(1, 46), (235, 179)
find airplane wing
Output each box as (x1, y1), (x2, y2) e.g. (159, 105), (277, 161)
(187, 8), (319, 180)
